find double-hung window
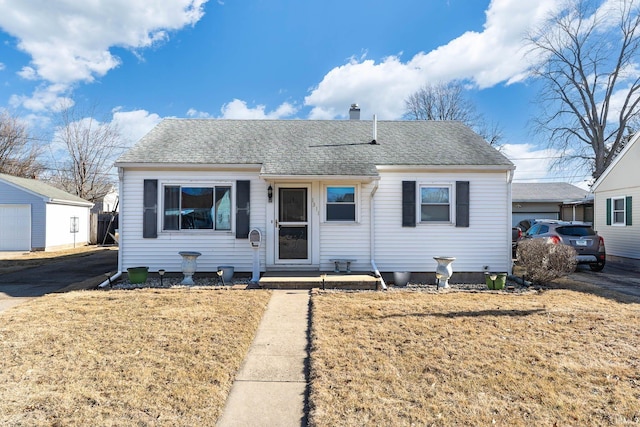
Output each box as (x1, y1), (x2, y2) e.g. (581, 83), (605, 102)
(163, 185), (232, 231)
(420, 185), (451, 222)
(326, 186), (356, 221)
(612, 197), (626, 225)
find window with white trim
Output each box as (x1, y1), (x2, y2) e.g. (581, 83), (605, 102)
(420, 185), (451, 222)
(612, 197), (625, 225)
(163, 185), (232, 231)
(326, 186), (356, 221)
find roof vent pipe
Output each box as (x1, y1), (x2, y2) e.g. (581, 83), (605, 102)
(371, 114), (378, 144)
(349, 103), (360, 120)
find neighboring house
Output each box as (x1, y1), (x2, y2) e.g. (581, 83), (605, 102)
(591, 132), (639, 267)
(512, 182), (592, 226)
(0, 173), (94, 251)
(91, 186), (119, 213)
(115, 117), (515, 280)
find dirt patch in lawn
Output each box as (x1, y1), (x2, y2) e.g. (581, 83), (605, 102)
(309, 289), (640, 426)
(0, 288), (271, 426)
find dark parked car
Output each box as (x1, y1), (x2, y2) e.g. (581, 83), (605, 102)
(518, 220), (606, 271)
(511, 227), (522, 257)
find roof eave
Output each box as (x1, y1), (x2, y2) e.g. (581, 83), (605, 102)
(375, 164), (515, 172)
(115, 162), (263, 172)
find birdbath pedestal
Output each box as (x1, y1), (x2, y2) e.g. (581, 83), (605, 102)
(434, 256), (456, 289)
(178, 251), (201, 285)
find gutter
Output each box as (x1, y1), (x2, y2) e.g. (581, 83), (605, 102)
(369, 180), (387, 290)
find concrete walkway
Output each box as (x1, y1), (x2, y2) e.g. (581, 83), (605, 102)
(217, 290), (310, 427)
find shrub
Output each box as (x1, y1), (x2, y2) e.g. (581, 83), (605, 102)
(516, 238), (577, 285)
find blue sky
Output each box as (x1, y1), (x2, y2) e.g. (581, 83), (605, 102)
(0, 0), (593, 186)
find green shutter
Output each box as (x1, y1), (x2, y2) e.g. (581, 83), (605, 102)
(626, 196), (633, 226)
(606, 198), (611, 225)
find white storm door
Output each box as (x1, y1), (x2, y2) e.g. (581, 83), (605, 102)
(275, 186), (311, 264)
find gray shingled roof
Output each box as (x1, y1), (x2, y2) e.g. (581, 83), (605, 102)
(0, 173), (93, 206)
(116, 119), (514, 176)
(512, 182), (589, 203)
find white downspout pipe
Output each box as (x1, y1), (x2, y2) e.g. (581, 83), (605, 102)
(100, 167), (125, 288)
(369, 179), (387, 290)
(507, 169), (515, 275)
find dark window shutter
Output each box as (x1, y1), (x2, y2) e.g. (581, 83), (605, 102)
(143, 179), (158, 238)
(626, 196), (633, 226)
(606, 198), (612, 225)
(455, 181), (470, 228)
(402, 181), (416, 227)
(236, 180), (250, 238)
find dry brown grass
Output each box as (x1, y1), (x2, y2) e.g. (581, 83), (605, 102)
(0, 288), (271, 426)
(309, 290), (640, 426)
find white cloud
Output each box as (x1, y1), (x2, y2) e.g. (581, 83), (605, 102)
(305, 0), (558, 120)
(9, 84), (74, 112)
(186, 108), (212, 118)
(111, 108), (163, 146)
(502, 142), (590, 187)
(0, 62), (5, 71)
(219, 99), (297, 119)
(0, 0), (208, 111)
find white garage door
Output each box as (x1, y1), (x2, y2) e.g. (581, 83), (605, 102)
(0, 205), (31, 251)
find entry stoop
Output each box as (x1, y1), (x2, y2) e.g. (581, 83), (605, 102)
(259, 271), (380, 290)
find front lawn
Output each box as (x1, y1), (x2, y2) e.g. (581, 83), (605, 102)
(0, 289), (271, 426)
(309, 289), (640, 426)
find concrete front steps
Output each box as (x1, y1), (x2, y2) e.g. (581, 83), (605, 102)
(259, 271), (381, 290)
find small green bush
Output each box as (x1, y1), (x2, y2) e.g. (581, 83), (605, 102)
(516, 238), (577, 285)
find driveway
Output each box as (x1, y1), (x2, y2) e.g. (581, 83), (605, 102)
(0, 248), (117, 312)
(569, 262), (640, 299)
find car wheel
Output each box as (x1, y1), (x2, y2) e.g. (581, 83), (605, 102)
(589, 261), (605, 272)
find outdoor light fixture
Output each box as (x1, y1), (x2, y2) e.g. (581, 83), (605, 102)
(104, 272), (112, 288)
(158, 269), (165, 286)
(267, 185), (273, 203)
(217, 269), (225, 286)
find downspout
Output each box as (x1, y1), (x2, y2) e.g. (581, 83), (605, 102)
(99, 167), (125, 288)
(507, 169), (514, 275)
(369, 179), (387, 290)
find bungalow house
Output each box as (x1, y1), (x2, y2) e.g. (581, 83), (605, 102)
(114, 117), (515, 282)
(511, 182), (592, 226)
(591, 132), (639, 269)
(0, 173), (93, 251)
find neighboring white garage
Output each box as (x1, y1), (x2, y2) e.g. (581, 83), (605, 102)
(0, 173), (93, 252)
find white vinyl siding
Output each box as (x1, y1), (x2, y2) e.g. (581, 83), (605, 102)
(319, 182), (372, 272)
(120, 169), (267, 272)
(374, 171), (512, 273)
(595, 188), (639, 260)
(45, 203), (91, 250)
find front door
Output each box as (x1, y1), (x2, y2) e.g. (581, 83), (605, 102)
(276, 186), (310, 264)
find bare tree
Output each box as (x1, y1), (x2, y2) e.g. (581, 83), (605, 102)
(51, 104), (121, 203)
(0, 111), (45, 178)
(527, 0), (640, 181)
(404, 81), (503, 148)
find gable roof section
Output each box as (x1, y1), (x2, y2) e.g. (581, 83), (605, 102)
(0, 173), (93, 206)
(591, 131), (640, 191)
(512, 182), (589, 203)
(116, 119), (514, 177)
